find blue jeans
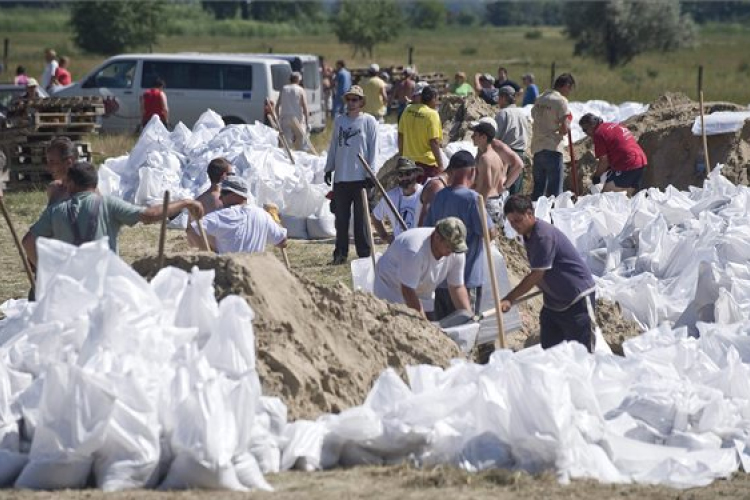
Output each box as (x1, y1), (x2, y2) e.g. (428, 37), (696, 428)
(531, 150), (564, 200)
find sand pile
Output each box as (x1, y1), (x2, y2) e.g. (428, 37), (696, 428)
(496, 236), (642, 354)
(132, 253), (459, 420)
(573, 92), (750, 192)
(439, 94), (499, 143)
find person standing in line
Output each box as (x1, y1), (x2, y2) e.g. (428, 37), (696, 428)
(473, 73), (499, 105)
(53, 56), (72, 89)
(188, 176), (287, 254)
(40, 48), (58, 92)
(451, 72), (474, 97)
(331, 59), (352, 118)
(393, 67), (416, 121)
(140, 78), (169, 128)
(522, 73), (539, 106)
(196, 157), (234, 215)
(501, 194), (596, 352)
(469, 119), (507, 227)
(361, 63), (388, 123)
(276, 71), (310, 150)
(324, 85), (379, 265)
(494, 85), (530, 193)
(494, 66), (521, 95)
(422, 150), (495, 319)
(530, 73), (575, 200)
(14, 66), (29, 86)
(579, 113), (647, 196)
(398, 86), (444, 184)
(372, 158), (423, 244)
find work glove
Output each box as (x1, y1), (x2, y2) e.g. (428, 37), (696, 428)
(324, 171), (332, 186)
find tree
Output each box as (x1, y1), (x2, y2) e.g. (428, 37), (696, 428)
(564, 0), (696, 67)
(333, 0), (402, 58)
(409, 0), (446, 30)
(70, 1), (165, 55)
(249, 1), (325, 23)
(486, 1), (564, 27)
(201, 1), (240, 20)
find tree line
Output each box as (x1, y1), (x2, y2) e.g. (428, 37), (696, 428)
(60, 0), (750, 68)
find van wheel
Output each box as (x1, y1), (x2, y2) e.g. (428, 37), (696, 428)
(222, 116), (246, 125)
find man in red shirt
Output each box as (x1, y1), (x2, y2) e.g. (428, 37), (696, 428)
(580, 113), (647, 196)
(140, 78), (169, 128)
(53, 56), (72, 87)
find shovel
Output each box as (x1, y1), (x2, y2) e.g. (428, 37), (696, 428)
(438, 290), (542, 329)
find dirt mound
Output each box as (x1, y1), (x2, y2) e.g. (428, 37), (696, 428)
(132, 253), (459, 420)
(439, 94), (499, 143)
(572, 92), (750, 193)
(496, 237), (642, 354)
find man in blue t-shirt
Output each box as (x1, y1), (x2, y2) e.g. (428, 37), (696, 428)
(500, 195), (596, 351)
(522, 73), (539, 107)
(423, 150), (495, 320)
(331, 59), (352, 118)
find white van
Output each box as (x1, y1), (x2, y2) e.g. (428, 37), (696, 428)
(54, 53), (292, 133)
(248, 54), (326, 132)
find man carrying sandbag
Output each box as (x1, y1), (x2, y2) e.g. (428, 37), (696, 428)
(500, 194), (596, 351)
(187, 175), (287, 254)
(22, 161), (204, 266)
(374, 217), (472, 319)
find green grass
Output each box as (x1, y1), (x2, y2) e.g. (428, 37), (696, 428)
(2, 12), (750, 103)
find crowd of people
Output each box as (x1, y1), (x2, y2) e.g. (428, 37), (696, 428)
(13, 57), (649, 358)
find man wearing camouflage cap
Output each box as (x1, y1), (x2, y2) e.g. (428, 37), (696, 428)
(372, 157), (423, 244)
(374, 217), (471, 318)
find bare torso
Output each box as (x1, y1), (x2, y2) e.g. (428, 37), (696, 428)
(473, 148), (506, 199)
(418, 174), (447, 226)
(196, 187), (223, 215)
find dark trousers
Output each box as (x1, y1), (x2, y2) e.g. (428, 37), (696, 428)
(539, 294), (595, 353)
(333, 180), (371, 259)
(531, 150), (564, 200)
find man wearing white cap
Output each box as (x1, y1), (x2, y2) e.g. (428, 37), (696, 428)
(393, 67), (416, 120)
(361, 63), (388, 122)
(187, 175), (287, 254)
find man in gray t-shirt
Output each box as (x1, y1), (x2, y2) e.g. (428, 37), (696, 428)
(23, 161), (204, 267)
(500, 194), (596, 351)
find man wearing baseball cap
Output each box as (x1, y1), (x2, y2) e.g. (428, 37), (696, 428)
(324, 85), (379, 265)
(361, 63), (388, 122)
(393, 67), (416, 120)
(374, 216), (471, 318)
(422, 150), (495, 319)
(372, 157), (423, 244)
(187, 175), (287, 254)
(399, 85), (444, 183)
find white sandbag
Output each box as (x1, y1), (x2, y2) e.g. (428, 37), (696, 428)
(691, 111), (750, 136)
(306, 214), (336, 239)
(202, 296), (257, 377)
(0, 450), (27, 487)
(280, 214), (309, 239)
(476, 244), (522, 346)
(174, 267), (220, 344)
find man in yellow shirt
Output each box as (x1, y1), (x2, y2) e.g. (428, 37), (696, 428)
(361, 63), (388, 122)
(398, 86), (444, 183)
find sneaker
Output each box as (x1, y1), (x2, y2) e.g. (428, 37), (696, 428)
(329, 255), (347, 265)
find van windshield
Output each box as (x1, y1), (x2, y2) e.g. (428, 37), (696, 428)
(141, 61), (253, 91)
(302, 60), (320, 90)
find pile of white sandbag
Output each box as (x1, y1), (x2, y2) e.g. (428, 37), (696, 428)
(1, 234), (749, 490)
(97, 110), (399, 239)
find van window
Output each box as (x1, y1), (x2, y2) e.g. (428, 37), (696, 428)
(141, 61), (252, 91)
(302, 60), (320, 90)
(271, 63), (291, 91)
(89, 60), (137, 89)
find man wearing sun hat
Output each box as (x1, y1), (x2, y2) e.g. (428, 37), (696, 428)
(374, 216), (472, 318)
(324, 85), (379, 265)
(187, 175), (287, 254)
(361, 63), (388, 122)
(372, 157), (423, 244)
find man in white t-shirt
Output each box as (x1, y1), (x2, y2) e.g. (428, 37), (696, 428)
(374, 217), (471, 318)
(276, 71), (309, 150)
(40, 48), (58, 92)
(372, 157), (423, 244)
(187, 176), (287, 254)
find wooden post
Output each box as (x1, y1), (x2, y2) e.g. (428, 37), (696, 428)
(408, 46), (414, 66)
(698, 65), (711, 172)
(567, 129), (580, 197)
(477, 194), (506, 349)
(361, 188), (377, 273)
(157, 190), (170, 269)
(0, 195), (35, 288)
(357, 153), (407, 231)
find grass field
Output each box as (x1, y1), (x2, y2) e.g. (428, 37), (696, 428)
(2, 6), (750, 104)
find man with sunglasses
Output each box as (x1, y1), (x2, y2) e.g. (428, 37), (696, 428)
(324, 85), (379, 265)
(187, 175), (287, 254)
(372, 157), (423, 244)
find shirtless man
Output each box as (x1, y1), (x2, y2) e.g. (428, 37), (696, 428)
(418, 170), (447, 226)
(45, 136), (79, 206)
(196, 157), (233, 215)
(469, 119), (507, 226)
